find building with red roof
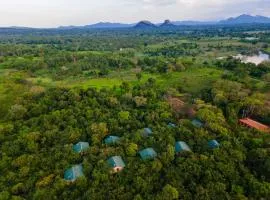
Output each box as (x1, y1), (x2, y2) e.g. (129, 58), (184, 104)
(239, 118), (269, 133)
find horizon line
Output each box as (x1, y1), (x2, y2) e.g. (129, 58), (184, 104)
(1, 14), (269, 29)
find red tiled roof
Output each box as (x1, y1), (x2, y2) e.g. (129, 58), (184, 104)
(239, 118), (269, 133)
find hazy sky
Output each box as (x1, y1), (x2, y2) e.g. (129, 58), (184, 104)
(0, 0), (270, 27)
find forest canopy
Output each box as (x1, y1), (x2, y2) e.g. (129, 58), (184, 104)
(0, 25), (270, 199)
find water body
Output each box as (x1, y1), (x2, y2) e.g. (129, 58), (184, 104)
(244, 37), (259, 41)
(235, 51), (270, 65)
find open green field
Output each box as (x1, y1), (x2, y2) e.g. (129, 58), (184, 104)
(0, 65), (227, 122)
(25, 67), (223, 93)
(154, 67), (223, 93)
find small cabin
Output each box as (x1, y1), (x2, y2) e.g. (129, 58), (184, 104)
(168, 123), (176, 128)
(192, 119), (204, 128)
(175, 141), (191, 154)
(208, 140), (220, 149)
(142, 128), (153, 137)
(64, 164), (84, 182)
(73, 142), (90, 153)
(139, 148), (157, 161)
(239, 118), (269, 133)
(107, 156), (125, 173)
(104, 136), (120, 145)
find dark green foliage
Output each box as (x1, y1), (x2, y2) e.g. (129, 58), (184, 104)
(0, 26), (270, 199)
(0, 84), (270, 199)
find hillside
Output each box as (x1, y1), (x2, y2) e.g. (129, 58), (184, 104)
(134, 20), (157, 28)
(160, 20), (176, 28)
(220, 14), (270, 24)
(85, 22), (133, 29)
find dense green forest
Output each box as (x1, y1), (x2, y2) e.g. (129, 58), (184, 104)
(0, 25), (270, 199)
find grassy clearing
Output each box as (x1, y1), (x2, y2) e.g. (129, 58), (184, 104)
(26, 67), (223, 93)
(0, 65), (223, 115)
(71, 67), (222, 93)
(68, 77), (123, 89)
(1, 62), (224, 94)
(66, 67), (223, 93)
(154, 67), (223, 93)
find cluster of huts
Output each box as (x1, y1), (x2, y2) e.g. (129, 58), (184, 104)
(64, 119), (220, 182)
(64, 116), (270, 181)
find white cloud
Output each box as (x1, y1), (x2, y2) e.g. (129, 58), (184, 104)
(127, 0), (177, 6)
(0, 0), (269, 27)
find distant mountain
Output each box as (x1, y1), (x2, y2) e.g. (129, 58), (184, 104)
(172, 20), (216, 26)
(134, 21), (157, 29)
(0, 26), (33, 29)
(4, 14), (270, 30)
(9, 26), (32, 29)
(160, 20), (176, 28)
(85, 22), (133, 29)
(58, 22), (133, 29)
(220, 14), (270, 24)
(58, 25), (82, 30)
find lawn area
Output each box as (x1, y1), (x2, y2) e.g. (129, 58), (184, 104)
(1, 63), (224, 96)
(28, 75), (129, 89)
(68, 67), (223, 93)
(27, 69), (157, 89)
(27, 67), (223, 93)
(68, 77), (124, 89)
(62, 71), (157, 89)
(155, 67), (223, 93)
